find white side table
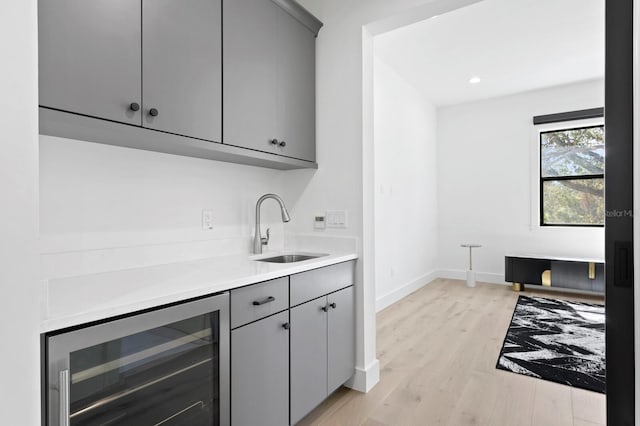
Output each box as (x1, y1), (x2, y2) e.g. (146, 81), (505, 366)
(460, 244), (482, 288)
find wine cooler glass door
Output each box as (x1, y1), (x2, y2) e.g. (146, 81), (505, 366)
(47, 293), (229, 426)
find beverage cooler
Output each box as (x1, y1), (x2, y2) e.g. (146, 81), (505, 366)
(45, 292), (230, 426)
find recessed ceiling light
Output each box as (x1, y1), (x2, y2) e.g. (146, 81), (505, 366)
(469, 76), (481, 84)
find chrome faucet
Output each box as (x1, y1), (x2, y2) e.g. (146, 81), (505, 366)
(254, 194), (291, 254)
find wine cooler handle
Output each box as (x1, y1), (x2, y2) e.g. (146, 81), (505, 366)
(60, 369), (70, 426)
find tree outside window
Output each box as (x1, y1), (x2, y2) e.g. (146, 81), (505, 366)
(540, 125), (604, 226)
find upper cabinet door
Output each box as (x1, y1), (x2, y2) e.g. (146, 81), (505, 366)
(38, 0), (142, 125)
(277, 10), (316, 162)
(223, 0), (318, 162)
(223, 0), (280, 153)
(142, 0), (222, 142)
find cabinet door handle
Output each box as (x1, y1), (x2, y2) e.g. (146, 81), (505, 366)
(129, 102), (140, 112)
(279, 140), (286, 147)
(252, 296), (275, 306)
(148, 108), (159, 117)
(282, 322), (290, 330)
(270, 139), (279, 145)
(329, 302), (337, 309)
(59, 369), (70, 426)
(321, 305), (328, 312)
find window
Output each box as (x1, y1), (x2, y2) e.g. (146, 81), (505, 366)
(540, 125), (604, 226)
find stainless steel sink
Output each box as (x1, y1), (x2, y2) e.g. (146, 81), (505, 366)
(256, 254), (325, 263)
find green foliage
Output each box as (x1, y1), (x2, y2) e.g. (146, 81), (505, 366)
(541, 126), (604, 177)
(541, 126), (604, 226)
(543, 179), (604, 225)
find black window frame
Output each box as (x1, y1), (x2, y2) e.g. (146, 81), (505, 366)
(538, 123), (605, 227)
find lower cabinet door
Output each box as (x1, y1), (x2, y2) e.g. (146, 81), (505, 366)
(231, 310), (289, 426)
(327, 286), (355, 393)
(290, 297), (328, 425)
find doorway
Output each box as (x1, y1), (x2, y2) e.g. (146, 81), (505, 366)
(366, 0), (635, 423)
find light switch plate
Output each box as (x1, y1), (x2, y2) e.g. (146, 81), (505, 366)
(202, 209), (214, 230)
(326, 210), (347, 228)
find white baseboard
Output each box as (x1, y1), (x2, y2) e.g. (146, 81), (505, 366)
(437, 269), (508, 285)
(375, 270), (439, 312)
(345, 359), (380, 393)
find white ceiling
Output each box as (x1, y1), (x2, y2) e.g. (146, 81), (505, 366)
(373, 0), (605, 107)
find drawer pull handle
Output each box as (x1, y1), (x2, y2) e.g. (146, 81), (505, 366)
(282, 322), (290, 330)
(321, 305), (328, 312)
(252, 296), (275, 306)
(329, 303), (337, 309)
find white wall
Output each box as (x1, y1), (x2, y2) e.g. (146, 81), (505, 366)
(373, 56), (438, 311)
(0, 1), (40, 424)
(437, 79), (605, 281)
(40, 136), (289, 279)
(294, 0), (481, 392)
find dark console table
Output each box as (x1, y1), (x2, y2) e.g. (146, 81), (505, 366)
(504, 255), (604, 294)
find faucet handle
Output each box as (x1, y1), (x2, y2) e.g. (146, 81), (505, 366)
(261, 228), (270, 246)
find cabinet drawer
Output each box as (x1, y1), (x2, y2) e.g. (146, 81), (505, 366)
(290, 261), (355, 306)
(231, 277), (289, 329)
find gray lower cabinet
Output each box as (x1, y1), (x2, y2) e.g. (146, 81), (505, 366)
(230, 261), (355, 425)
(327, 286), (356, 393)
(290, 286), (355, 425)
(39, 0), (142, 125)
(231, 310), (290, 426)
(290, 296), (328, 425)
(223, 0), (321, 162)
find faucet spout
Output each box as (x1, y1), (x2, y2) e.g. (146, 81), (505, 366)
(254, 194), (291, 254)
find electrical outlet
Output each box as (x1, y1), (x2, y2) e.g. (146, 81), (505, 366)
(202, 210), (214, 230)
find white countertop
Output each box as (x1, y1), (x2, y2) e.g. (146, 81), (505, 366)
(505, 253), (604, 263)
(41, 251), (357, 333)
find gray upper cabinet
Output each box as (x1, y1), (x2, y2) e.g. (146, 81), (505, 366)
(222, 0), (280, 153)
(39, 0), (221, 141)
(39, 0), (222, 142)
(39, 0), (321, 170)
(142, 0), (222, 142)
(223, 0), (321, 163)
(277, 10), (316, 162)
(38, 0), (142, 125)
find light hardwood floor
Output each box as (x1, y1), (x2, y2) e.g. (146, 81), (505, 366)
(298, 279), (606, 426)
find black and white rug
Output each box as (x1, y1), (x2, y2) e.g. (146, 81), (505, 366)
(496, 295), (605, 393)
